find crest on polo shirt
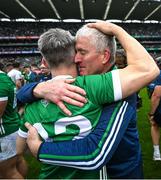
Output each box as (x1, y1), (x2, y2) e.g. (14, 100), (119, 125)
(41, 99), (49, 107)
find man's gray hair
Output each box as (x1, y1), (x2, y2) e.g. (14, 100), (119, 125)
(38, 28), (75, 68)
(76, 24), (116, 64)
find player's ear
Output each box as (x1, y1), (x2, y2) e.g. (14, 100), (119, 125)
(42, 57), (49, 68)
(102, 48), (110, 64)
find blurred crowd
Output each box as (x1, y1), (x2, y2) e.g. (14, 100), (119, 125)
(0, 60), (51, 90)
(0, 21), (161, 37)
(0, 21), (161, 65)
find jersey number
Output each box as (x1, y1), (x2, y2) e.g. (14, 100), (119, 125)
(33, 115), (92, 140)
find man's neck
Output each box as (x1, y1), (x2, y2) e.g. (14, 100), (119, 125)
(51, 65), (78, 78)
(104, 63), (115, 72)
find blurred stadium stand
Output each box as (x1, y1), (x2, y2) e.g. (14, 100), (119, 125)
(1, 0), (161, 64)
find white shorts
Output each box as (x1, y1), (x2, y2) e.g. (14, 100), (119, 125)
(0, 131), (17, 161)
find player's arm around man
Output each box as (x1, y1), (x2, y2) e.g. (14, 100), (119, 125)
(87, 21), (159, 98)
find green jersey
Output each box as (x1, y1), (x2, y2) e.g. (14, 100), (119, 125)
(0, 71), (20, 137)
(19, 70), (121, 179)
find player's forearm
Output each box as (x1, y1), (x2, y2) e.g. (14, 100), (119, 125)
(88, 21), (159, 98)
(116, 26), (159, 81)
(116, 29), (159, 98)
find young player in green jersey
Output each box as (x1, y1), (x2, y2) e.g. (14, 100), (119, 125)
(0, 62), (27, 178)
(17, 21), (159, 179)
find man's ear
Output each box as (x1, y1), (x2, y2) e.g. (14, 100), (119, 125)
(102, 48), (111, 64)
(42, 57), (49, 68)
